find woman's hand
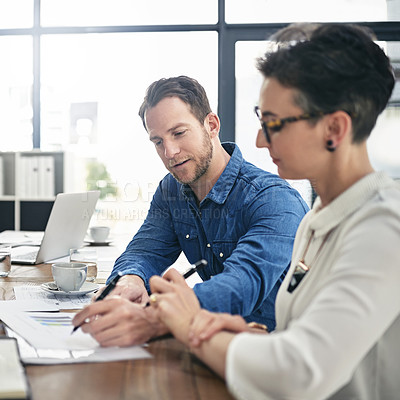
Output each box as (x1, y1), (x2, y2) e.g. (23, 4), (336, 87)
(189, 310), (251, 347)
(149, 268), (201, 345)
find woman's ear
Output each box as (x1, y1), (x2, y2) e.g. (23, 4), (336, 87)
(324, 110), (352, 149)
(204, 113), (220, 138)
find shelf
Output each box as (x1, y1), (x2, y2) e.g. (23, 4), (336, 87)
(0, 196), (16, 201)
(0, 151), (64, 231)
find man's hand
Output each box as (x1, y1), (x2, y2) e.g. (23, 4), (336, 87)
(72, 296), (168, 347)
(93, 274), (150, 304)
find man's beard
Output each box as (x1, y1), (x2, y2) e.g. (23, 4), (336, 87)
(169, 131), (213, 185)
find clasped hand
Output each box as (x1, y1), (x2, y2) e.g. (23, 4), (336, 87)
(149, 269), (256, 348)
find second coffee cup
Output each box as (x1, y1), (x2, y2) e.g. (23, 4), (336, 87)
(90, 226), (110, 243)
(52, 262), (88, 292)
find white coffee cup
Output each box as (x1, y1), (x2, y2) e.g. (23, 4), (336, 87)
(0, 245), (12, 278)
(70, 247), (97, 282)
(52, 262), (87, 292)
(90, 226), (110, 242)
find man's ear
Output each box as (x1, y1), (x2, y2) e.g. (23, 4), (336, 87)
(324, 110), (352, 148)
(204, 113), (220, 138)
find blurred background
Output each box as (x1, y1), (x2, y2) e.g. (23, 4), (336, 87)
(0, 0), (399, 235)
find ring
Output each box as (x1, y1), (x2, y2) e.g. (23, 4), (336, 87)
(149, 293), (158, 305)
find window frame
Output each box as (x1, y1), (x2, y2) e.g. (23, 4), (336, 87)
(0, 0), (399, 146)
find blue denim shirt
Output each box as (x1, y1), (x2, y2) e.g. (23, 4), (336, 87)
(109, 143), (308, 330)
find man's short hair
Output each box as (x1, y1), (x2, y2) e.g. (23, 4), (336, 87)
(138, 76), (212, 131)
(257, 23), (395, 143)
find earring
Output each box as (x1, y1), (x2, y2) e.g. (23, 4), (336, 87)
(326, 140), (336, 152)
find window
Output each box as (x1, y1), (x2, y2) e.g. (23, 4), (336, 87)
(235, 38), (400, 199)
(41, 0), (217, 26)
(0, 36), (33, 150)
(368, 41), (400, 177)
(1, 0), (399, 231)
(0, 0), (33, 29)
(226, 0), (388, 23)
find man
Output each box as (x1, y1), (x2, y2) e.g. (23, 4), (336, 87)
(73, 76), (308, 346)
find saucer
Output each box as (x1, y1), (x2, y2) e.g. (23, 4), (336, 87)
(41, 281), (99, 296)
(84, 238), (113, 246)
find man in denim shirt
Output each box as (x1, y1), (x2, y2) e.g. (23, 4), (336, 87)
(73, 76), (308, 347)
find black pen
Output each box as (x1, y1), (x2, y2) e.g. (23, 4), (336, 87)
(182, 259), (207, 279)
(71, 271), (123, 334)
(144, 259), (208, 308)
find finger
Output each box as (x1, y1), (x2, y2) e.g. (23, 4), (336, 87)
(80, 298), (130, 336)
(87, 303), (155, 347)
(149, 275), (175, 295)
(72, 304), (98, 327)
(162, 268), (187, 284)
(72, 297), (120, 327)
(91, 285), (106, 302)
(188, 310), (215, 345)
(148, 293), (159, 307)
(189, 313), (247, 346)
(197, 315), (239, 341)
(150, 269), (189, 296)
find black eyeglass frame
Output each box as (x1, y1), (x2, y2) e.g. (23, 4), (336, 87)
(254, 106), (330, 144)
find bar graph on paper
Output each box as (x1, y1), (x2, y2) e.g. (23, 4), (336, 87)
(0, 311), (98, 350)
(29, 314), (72, 327)
(0, 310), (152, 363)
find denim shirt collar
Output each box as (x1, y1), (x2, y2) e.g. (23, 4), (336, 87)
(181, 142), (242, 206)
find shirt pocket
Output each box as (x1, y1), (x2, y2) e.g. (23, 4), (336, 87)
(174, 222), (200, 256)
(211, 240), (237, 268)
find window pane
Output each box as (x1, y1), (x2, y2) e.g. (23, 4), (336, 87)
(235, 39), (400, 206)
(0, 36), (33, 150)
(41, 0), (217, 26)
(0, 0), (33, 29)
(235, 40), (313, 206)
(368, 42), (400, 179)
(226, 0), (391, 23)
(41, 32), (217, 233)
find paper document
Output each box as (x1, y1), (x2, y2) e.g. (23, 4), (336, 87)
(0, 299), (59, 312)
(0, 230), (44, 246)
(14, 285), (94, 310)
(1, 311), (152, 365)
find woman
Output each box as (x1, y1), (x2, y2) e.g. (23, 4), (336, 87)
(149, 23), (400, 400)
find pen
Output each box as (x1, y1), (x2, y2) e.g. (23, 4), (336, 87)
(71, 271), (123, 334)
(144, 259), (208, 308)
(182, 259), (207, 279)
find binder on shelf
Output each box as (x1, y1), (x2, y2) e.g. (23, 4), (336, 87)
(19, 155), (55, 199)
(30, 157), (39, 198)
(38, 156), (55, 198)
(19, 157), (28, 198)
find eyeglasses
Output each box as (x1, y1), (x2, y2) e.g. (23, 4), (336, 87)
(254, 106), (329, 144)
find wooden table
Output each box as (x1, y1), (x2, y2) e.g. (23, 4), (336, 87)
(0, 263), (234, 400)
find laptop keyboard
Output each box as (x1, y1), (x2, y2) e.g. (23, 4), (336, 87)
(14, 250), (38, 261)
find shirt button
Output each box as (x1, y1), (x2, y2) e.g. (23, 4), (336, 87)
(186, 234), (190, 239)
(219, 252), (224, 258)
(207, 243), (211, 248)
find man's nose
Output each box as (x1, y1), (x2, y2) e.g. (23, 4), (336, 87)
(164, 140), (180, 159)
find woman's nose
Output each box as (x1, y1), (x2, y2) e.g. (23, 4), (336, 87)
(256, 128), (269, 149)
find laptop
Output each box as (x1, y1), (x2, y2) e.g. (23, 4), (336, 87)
(10, 191), (100, 265)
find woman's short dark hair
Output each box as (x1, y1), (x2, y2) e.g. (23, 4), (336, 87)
(138, 76), (212, 131)
(257, 23), (395, 143)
